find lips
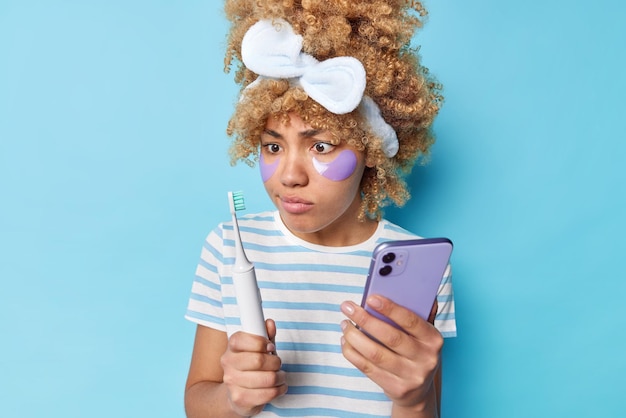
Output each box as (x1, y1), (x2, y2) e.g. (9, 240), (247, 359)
(279, 196), (314, 215)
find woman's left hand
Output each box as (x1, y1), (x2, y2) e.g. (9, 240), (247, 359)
(340, 295), (443, 412)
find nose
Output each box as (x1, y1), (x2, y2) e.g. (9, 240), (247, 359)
(278, 151), (309, 188)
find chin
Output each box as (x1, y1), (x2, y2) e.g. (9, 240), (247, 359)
(280, 214), (325, 234)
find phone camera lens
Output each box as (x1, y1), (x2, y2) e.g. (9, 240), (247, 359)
(382, 252), (396, 264)
(379, 265), (392, 276)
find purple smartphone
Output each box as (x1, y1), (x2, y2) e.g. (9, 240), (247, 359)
(361, 238), (453, 327)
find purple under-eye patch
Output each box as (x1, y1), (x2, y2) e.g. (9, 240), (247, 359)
(260, 153), (280, 183)
(312, 150), (357, 181)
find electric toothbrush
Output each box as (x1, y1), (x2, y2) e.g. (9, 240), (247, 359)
(228, 191), (268, 338)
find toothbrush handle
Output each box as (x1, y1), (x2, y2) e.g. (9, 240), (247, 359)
(232, 268), (268, 338)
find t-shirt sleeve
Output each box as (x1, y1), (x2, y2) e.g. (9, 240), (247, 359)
(184, 227), (228, 332)
(435, 264), (457, 338)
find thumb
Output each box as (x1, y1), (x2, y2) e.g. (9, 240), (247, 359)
(265, 318), (277, 342)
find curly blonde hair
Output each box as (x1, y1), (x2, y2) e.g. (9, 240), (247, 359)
(223, 0), (443, 220)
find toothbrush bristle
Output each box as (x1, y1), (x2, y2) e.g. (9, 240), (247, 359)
(230, 191), (246, 212)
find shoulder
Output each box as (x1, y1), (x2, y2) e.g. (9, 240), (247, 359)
(201, 211), (277, 250)
(236, 210), (277, 227)
(377, 218), (423, 241)
(235, 211), (281, 238)
(210, 211), (277, 236)
(229, 211), (286, 248)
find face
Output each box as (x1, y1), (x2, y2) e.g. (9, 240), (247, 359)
(260, 113), (374, 246)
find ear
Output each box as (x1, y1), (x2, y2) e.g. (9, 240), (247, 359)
(365, 152), (377, 168)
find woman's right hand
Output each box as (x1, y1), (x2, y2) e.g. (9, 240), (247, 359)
(220, 319), (287, 416)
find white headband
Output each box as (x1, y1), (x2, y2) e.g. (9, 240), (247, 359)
(241, 19), (399, 158)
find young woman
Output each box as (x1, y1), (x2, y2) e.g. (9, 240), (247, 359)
(185, 2), (455, 416)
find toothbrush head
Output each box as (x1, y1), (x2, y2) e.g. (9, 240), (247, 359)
(228, 191), (246, 213)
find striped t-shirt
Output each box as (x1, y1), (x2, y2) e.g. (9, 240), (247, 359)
(185, 211), (456, 417)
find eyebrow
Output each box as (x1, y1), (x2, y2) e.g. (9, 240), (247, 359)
(262, 128), (325, 139)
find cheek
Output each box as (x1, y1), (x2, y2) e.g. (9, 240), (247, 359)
(260, 153), (280, 183)
(312, 150), (358, 182)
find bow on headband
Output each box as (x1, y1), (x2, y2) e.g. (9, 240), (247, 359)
(241, 18), (399, 158)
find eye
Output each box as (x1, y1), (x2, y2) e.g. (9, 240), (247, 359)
(313, 142), (334, 154)
(263, 143), (282, 154)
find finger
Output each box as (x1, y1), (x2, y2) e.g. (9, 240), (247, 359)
(427, 300), (438, 325)
(340, 319), (403, 383)
(223, 350), (283, 373)
(229, 379), (288, 402)
(341, 302), (415, 358)
(265, 319), (278, 355)
(266, 318), (277, 342)
(225, 335), (282, 373)
(229, 330), (275, 354)
(225, 367), (287, 390)
(226, 371), (288, 416)
(341, 300), (442, 360)
(364, 296), (443, 348)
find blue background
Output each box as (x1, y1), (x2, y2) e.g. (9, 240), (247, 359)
(1, 1), (624, 417)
